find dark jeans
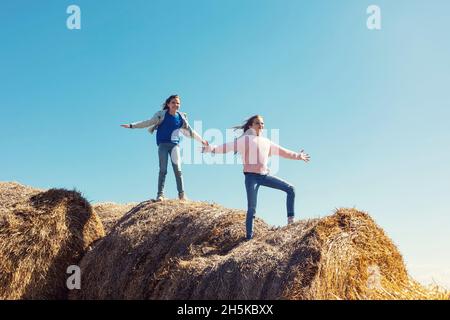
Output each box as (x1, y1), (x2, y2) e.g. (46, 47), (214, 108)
(158, 142), (184, 196)
(244, 172), (295, 239)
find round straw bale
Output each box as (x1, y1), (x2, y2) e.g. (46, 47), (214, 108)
(71, 200), (409, 300)
(0, 182), (105, 299)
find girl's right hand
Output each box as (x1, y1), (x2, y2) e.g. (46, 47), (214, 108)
(120, 124), (131, 128)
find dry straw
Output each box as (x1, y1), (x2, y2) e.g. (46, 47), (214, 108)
(92, 202), (137, 234)
(2, 182), (447, 300)
(70, 200), (449, 300)
(0, 182), (105, 299)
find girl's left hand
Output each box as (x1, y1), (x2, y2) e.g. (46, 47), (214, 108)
(202, 140), (209, 146)
(299, 149), (310, 162)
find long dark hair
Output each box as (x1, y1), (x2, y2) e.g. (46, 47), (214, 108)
(162, 94), (180, 110)
(233, 115), (262, 133)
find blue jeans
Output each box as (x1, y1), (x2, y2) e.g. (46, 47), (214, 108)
(158, 143), (184, 197)
(244, 173), (295, 239)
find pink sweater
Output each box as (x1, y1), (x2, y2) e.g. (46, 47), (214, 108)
(204, 129), (302, 174)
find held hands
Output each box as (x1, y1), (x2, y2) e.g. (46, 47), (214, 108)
(299, 149), (310, 162)
(200, 140), (209, 152)
(200, 142), (212, 153)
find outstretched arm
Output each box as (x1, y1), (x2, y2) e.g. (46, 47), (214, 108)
(181, 127), (209, 146)
(270, 142), (310, 162)
(180, 113), (208, 146)
(120, 112), (160, 129)
(202, 140), (238, 154)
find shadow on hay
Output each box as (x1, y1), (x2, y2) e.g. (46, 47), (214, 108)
(281, 228), (322, 298)
(131, 209), (245, 298)
(73, 200), (328, 300)
(22, 188), (92, 299)
(151, 227), (323, 300)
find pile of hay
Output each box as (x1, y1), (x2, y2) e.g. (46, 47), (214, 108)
(92, 202), (137, 234)
(71, 200), (428, 300)
(0, 182), (105, 299)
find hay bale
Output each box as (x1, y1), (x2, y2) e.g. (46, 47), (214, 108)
(0, 181), (105, 299)
(93, 202), (137, 234)
(71, 200), (412, 300)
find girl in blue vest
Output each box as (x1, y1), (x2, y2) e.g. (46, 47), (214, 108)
(121, 95), (208, 201)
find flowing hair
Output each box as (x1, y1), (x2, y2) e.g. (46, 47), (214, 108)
(231, 115), (262, 155)
(161, 94), (180, 110)
(232, 115), (262, 134)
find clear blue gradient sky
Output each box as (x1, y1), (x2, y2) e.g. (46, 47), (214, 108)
(1, 1), (449, 287)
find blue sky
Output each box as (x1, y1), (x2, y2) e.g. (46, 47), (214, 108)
(1, 0), (449, 287)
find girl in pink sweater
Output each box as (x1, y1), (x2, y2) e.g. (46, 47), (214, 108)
(203, 115), (310, 240)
